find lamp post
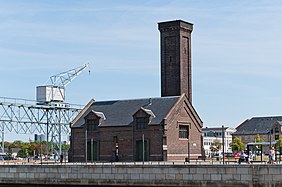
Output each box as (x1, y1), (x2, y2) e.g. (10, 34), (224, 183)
(1, 128), (4, 154)
(222, 125), (225, 164)
(267, 128), (272, 150)
(40, 137), (42, 165)
(63, 141), (67, 164)
(142, 133), (145, 164)
(46, 110), (49, 159)
(90, 138), (93, 162)
(85, 129), (87, 163)
(269, 130), (272, 149)
(267, 129), (272, 163)
(187, 128), (190, 163)
(132, 123), (134, 161)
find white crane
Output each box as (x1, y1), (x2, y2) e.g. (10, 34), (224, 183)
(36, 64), (90, 105)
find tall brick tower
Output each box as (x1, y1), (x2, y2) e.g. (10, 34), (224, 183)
(158, 20), (193, 103)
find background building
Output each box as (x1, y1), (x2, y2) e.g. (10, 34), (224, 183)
(202, 127), (236, 157)
(233, 116), (282, 145)
(34, 134), (46, 142)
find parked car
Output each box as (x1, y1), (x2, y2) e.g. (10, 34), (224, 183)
(0, 154), (5, 160)
(213, 153), (233, 158)
(212, 154), (223, 158)
(4, 155), (15, 160)
(224, 152), (233, 157)
(232, 152), (240, 158)
(16, 157), (24, 160)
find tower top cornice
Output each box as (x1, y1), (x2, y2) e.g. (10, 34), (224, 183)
(158, 20), (193, 32)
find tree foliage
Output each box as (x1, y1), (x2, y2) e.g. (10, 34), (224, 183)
(2, 140), (70, 158)
(210, 139), (222, 153)
(62, 144), (70, 151)
(255, 134), (264, 142)
(230, 136), (244, 152)
(276, 137), (282, 150)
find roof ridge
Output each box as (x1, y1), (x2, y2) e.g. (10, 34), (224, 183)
(252, 116), (282, 119)
(94, 96), (180, 103)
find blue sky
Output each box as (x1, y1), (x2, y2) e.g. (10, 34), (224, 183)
(1, 0), (282, 141)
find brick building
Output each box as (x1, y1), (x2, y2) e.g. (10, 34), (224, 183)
(68, 94), (202, 162)
(69, 20), (203, 162)
(233, 116), (282, 145)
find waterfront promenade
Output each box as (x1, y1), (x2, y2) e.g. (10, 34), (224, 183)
(0, 160), (281, 186)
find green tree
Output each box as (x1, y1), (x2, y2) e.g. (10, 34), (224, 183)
(230, 136), (244, 152)
(276, 137), (282, 150)
(7, 147), (12, 156)
(62, 144), (70, 152)
(9, 140), (24, 157)
(4, 141), (11, 148)
(255, 134), (264, 142)
(254, 134), (264, 152)
(10, 140), (24, 148)
(210, 139), (222, 154)
(3, 140), (66, 158)
(17, 149), (26, 158)
(28, 142), (35, 156)
(15, 142), (30, 158)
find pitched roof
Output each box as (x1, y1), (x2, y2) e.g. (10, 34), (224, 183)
(233, 116), (282, 135)
(70, 99), (94, 126)
(202, 127), (236, 132)
(71, 96), (181, 128)
(202, 127), (229, 131)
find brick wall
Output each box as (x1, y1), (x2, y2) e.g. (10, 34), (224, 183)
(165, 103), (202, 160)
(70, 123), (164, 162)
(1, 164), (282, 186)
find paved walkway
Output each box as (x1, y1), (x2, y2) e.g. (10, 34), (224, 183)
(0, 159), (278, 165)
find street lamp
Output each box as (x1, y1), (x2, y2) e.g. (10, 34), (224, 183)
(187, 129), (190, 163)
(0, 129), (4, 154)
(40, 136), (42, 165)
(222, 125), (225, 165)
(142, 134), (145, 164)
(85, 128), (87, 163)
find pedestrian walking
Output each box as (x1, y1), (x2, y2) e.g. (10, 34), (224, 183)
(239, 150), (246, 164)
(248, 151), (254, 164)
(269, 147), (275, 164)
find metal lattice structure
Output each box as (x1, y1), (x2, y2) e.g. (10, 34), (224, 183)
(0, 64), (90, 156)
(0, 97), (82, 155)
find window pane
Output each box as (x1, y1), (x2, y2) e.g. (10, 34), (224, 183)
(87, 119), (99, 131)
(179, 125), (188, 139)
(136, 117), (148, 129)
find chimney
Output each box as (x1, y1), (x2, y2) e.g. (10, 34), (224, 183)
(158, 20), (193, 103)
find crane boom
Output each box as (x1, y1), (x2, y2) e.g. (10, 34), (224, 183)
(36, 64), (90, 105)
(50, 64), (89, 87)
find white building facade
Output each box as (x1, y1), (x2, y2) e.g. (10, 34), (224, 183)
(202, 127), (236, 157)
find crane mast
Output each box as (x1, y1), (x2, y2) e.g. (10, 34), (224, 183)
(0, 63), (90, 157)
